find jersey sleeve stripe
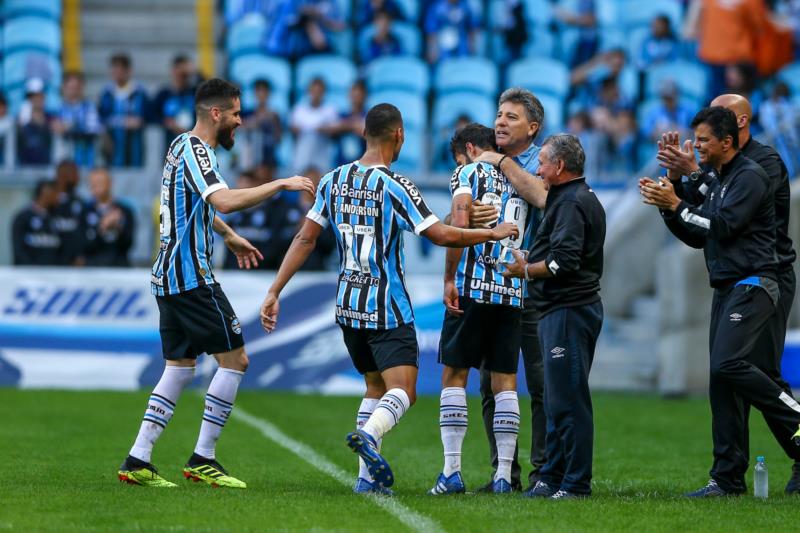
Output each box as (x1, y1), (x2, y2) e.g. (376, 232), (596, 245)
(201, 182), (228, 201)
(414, 214), (439, 235)
(306, 210), (329, 228)
(452, 186), (473, 197)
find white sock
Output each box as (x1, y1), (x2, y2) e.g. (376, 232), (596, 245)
(130, 365), (195, 463)
(361, 388), (410, 441)
(356, 398), (380, 480)
(193, 368), (244, 459)
(493, 390), (520, 483)
(439, 387), (467, 476)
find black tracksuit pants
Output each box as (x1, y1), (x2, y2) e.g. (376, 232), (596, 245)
(479, 299), (546, 488)
(537, 300), (603, 495)
(709, 279), (800, 494)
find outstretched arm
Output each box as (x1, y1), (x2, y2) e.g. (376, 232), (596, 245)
(260, 219), (323, 331)
(207, 176), (315, 214)
(475, 151), (547, 209)
(423, 221), (519, 248)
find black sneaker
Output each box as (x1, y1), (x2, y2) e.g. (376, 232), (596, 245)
(551, 489), (588, 500)
(523, 480), (556, 498)
(785, 462), (800, 495)
(685, 479), (728, 498)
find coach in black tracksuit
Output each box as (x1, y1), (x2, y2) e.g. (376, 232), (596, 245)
(503, 134), (605, 499)
(642, 106), (800, 497)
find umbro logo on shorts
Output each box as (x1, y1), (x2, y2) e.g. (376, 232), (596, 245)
(551, 347), (566, 358)
(231, 317), (242, 334)
(729, 313), (743, 322)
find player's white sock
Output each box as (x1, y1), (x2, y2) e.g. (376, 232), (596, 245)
(439, 387), (468, 476)
(493, 390), (520, 483)
(193, 368), (244, 459)
(361, 388), (410, 441)
(356, 398), (380, 480)
(130, 365), (195, 463)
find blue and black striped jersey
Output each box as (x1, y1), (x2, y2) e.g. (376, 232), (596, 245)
(151, 133), (229, 296)
(450, 162), (532, 307)
(307, 161), (439, 330)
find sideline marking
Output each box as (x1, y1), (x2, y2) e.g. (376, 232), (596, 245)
(233, 407), (445, 533)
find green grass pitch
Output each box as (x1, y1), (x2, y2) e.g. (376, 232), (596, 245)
(1, 389), (797, 532)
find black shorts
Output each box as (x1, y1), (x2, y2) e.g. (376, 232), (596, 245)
(339, 323), (419, 374)
(439, 297), (521, 374)
(156, 284), (245, 360)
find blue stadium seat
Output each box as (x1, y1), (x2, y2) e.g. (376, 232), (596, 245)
(777, 62), (800, 95)
(295, 55), (356, 97)
(618, 66), (640, 102)
(599, 27), (627, 53)
(597, 0), (683, 32)
(523, 0), (554, 26)
(229, 54), (291, 96)
(434, 57), (498, 97)
(226, 13), (266, 58)
(366, 56), (429, 94)
(3, 16), (61, 55)
(432, 92), (496, 129)
(2, 0), (61, 20)
(522, 26), (556, 59)
(329, 29), (354, 57)
(507, 58), (570, 98)
(537, 93), (565, 134)
(335, 0), (351, 20)
(392, 127), (424, 174)
(367, 91), (426, 129)
(357, 21), (423, 59)
(395, 0), (420, 21)
(645, 60), (708, 103)
(2, 49), (62, 91)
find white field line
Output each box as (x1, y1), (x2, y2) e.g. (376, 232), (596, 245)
(233, 407), (445, 533)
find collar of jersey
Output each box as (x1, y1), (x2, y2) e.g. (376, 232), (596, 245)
(511, 141), (540, 169)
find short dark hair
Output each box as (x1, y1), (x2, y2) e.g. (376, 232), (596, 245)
(195, 78), (241, 114)
(542, 134), (586, 175)
(109, 53), (131, 68)
(364, 103), (402, 140)
(450, 123), (497, 160)
(33, 179), (55, 200)
(63, 71), (85, 83)
(172, 54), (190, 67)
(690, 106), (739, 149)
(499, 88), (545, 140)
(254, 78), (272, 91)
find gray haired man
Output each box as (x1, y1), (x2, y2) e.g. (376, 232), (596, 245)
(502, 134), (606, 499)
(472, 88), (548, 492)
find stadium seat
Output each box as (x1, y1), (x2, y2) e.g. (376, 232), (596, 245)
(229, 54), (291, 96)
(329, 29), (354, 58)
(645, 60), (708, 103)
(434, 57), (498, 97)
(522, 26), (556, 59)
(334, 0), (351, 20)
(596, 0), (683, 32)
(432, 92), (496, 130)
(523, 0), (554, 26)
(366, 56), (429, 94)
(2, 49), (62, 92)
(3, 16), (61, 55)
(618, 66), (640, 102)
(506, 58), (570, 98)
(295, 55), (356, 97)
(357, 21), (422, 58)
(2, 0), (61, 20)
(367, 91), (426, 129)
(226, 13), (266, 58)
(537, 93), (565, 134)
(599, 27), (627, 53)
(391, 127), (424, 174)
(395, 0), (420, 21)
(777, 62), (800, 95)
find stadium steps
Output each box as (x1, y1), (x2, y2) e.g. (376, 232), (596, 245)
(79, 0), (203, 98)
(590, 296), (660, 391)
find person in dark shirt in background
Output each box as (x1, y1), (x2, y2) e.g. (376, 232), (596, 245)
(83, 167), (135, 267)
(242, 79), (283, 168)
(326, 80), (368, 167)
(98, 53), (148, 167)
(152, 55), (200, 153)
(16, 78), (53, 166)
(12, 180), (61, 265)
(53, 72), (102, 168)
(295, 166), (336, 271)
(223, 169), (303, 270)
(51, 159), (89, 266)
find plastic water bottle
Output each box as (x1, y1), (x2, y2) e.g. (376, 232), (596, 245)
(754, 456), (768, 499)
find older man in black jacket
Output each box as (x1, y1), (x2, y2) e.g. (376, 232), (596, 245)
(503, 134), (606, 499)
(641, 106), (800, 498)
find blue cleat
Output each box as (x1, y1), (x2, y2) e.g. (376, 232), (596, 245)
(345, 430), (394, 488)
(353, 477), (394, 496)
(492, 478), (513, 494)
(684, 479), (729, 498)
(428, 472), (466, 495)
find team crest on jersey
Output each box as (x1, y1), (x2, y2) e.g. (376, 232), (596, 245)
(231, 317), (242, 334)
(191, 139), (215, 176)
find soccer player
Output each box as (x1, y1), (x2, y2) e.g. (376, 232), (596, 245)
(259, 103), (519, 494)
(429, 123), (533, 495)
(117, 78), (314, 488)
